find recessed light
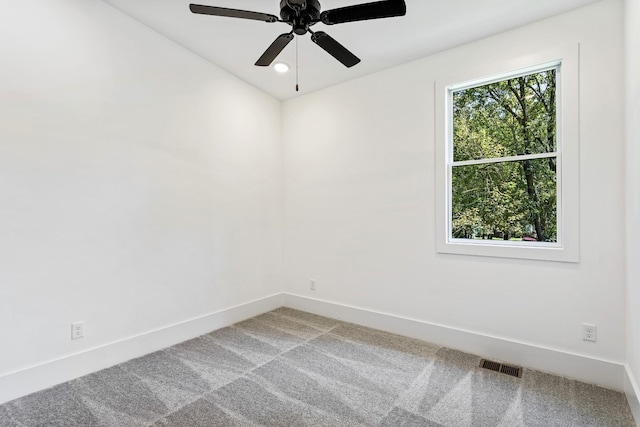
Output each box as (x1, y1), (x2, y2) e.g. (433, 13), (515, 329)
(274, 62), (289, 73)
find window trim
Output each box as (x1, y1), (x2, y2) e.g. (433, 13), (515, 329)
(435, 44), (580, 262)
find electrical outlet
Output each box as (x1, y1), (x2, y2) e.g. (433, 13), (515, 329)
(582, 323), (597, 342)
(71, 322), (84, 340)
(310, 279), (316, 291)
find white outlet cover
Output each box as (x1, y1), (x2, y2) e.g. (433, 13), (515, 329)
(582, 323), (597, 342)
(71, 322), (84, 340)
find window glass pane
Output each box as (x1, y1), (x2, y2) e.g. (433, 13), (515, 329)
(452, 69), (557, 162)
(451, 158), (557, 242)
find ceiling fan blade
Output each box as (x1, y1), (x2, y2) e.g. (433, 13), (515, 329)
(255, 33), (294, 66)
(189, 4), (279, 23)
(320, 0), (406, 25)
(311, 31), (361, 68)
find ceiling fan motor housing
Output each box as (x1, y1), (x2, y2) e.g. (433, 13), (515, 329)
(280, 0), (321, 34)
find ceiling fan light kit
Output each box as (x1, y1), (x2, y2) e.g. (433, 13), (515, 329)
(274, 62), (290, 72)
(188, 0), (407, 68)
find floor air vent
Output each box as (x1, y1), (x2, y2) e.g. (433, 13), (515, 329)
(480, 359), (522, 378)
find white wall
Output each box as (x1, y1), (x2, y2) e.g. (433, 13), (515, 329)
(625, 0), (640, 419)
(0, 0), (282, 395)
(283, 0), (626, 368)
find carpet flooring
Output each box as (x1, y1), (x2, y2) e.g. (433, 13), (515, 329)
(0, 308), (635, 426)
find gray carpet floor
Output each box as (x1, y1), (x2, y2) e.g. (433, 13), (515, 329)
(0, 308), (636, 426)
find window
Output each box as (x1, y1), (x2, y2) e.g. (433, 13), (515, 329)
(452, 66), (559, 243)
(435, 45), (579, 262)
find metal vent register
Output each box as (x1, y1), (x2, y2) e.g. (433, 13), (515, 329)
(480, 359), (523, 378)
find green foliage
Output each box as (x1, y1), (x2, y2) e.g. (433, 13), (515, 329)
(451, 69), (557, 242)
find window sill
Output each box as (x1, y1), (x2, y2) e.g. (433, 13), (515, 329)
(438, 239), (579, 263)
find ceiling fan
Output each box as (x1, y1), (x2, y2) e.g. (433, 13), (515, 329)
(189, 0), (407, 68)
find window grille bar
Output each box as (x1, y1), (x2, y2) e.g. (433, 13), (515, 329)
(451, 152), (557, 167)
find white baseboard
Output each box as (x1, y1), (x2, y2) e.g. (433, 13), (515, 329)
(0, 293), (283, 405)
(283, 293), (626, 391)
(626, 366), (640, 426)
(2, 292), (631, 408)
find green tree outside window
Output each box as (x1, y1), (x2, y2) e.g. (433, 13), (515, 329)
(451, 69), (558, 242)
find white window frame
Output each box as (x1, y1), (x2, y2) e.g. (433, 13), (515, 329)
(435, 44), (580, 262)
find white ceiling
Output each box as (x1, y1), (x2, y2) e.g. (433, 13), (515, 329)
(101, 0), (598, 100)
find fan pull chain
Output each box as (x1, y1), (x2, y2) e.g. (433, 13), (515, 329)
(295, 36), (299, 92)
